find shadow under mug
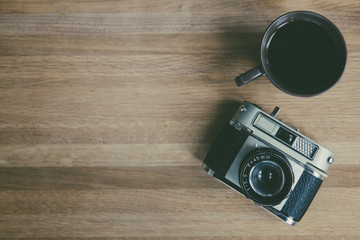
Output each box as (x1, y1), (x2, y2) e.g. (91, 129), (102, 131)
(235, 11), (347, 97)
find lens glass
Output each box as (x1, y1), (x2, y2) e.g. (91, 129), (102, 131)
(249, 161), (285, 197)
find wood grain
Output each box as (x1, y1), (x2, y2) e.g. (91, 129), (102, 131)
(0, 0), (359, 239)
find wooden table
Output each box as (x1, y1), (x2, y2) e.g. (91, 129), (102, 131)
(0, 0), (359, 239)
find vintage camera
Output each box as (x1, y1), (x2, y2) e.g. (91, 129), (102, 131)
(203, 101), (334, 225)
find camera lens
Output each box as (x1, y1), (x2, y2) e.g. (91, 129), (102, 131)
(249, 161), (285, 197)
(239, 148), (293, 206)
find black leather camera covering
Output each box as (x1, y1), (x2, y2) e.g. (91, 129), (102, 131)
(281, 170), (323, 222)
(204, 123), (249, 176)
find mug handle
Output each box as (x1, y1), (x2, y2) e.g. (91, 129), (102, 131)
(234, 66), (265, 87)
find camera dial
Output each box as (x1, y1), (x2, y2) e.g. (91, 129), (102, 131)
(239, 148), (293, 206)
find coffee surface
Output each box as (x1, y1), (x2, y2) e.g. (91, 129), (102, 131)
(267, 20), (339, 95)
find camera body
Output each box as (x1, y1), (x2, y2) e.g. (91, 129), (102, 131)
(203, 101), (334, 225)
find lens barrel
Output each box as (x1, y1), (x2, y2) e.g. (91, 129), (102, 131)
(239, 148), (293, 206)
(249, 160), (285, 197)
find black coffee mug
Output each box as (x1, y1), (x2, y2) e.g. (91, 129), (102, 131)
(235, 11), (347, 97)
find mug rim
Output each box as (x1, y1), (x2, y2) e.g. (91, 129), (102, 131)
(260, 11), (347, 97)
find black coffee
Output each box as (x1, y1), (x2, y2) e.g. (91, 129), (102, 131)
(267, 20), (340, 95)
